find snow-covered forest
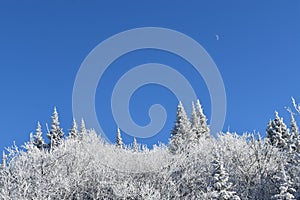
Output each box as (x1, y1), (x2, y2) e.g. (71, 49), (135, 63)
(1, 99), (300, 200)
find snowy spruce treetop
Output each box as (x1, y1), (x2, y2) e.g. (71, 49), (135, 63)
(116, 128), (123, 149)
(33, 121), (45, 150)
(133, 137), (138, 152)
(47, 107), (64, 149)
(290, 113), (300, 154)
(69, 118), (78, 138)
(169, 101), (191, 154)
(266, 111), (290, 150)
(80, 118), (86, 134)
(190, 100), (210, 141)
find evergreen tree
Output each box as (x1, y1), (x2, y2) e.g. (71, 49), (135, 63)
(266, 111), (291, 150)
(287, 114), (300, 198)
(47, 107), (64, 149)
(195, 99), (210, 138)
(133, 138), (138, 152)
(190, 100), (210, 142)
(190, 101), (200, 142)
(69, 119), (78, 138)
(210, 153), (240, 200)
(80, 118), (86, 134)
(116, 128), (123, 149)
(271, 163), (295, 200)
(33, 121), (45, 150)
(290, 114), (300, 153)
(169, 101), (191, 154)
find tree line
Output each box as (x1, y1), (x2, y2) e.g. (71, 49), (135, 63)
(0, 99), (300, 199)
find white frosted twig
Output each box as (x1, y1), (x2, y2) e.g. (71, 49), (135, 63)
(292, 97), (300, 113)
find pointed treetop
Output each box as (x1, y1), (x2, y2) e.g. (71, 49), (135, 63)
(73, 118), (77, 128)
(69, 118), (78, 138)
(54, 106), (57, 114)
(35, 121), (42, 137)
(178, 100), (183, 106)
(47, 107), (64, 149)
(193, 99), (210, 138)
(190, 101), (198, 127)
(80, 118), (87, 133)
(51, 106), (60, 127)
(33, 121), (45, 150)
(177, 101), (186, 116)
(275, 111), (280, 119)
(266, 111), (290, 150)
(36, 121), (41, 132)
(177, 101), (188, 117)
(52, 106), (58, 118)
(290, 113), (298, 134)
(172, 101), (190, 137)
(116, 128), (123, 148)
(196, 99), (204, 116)
(133, 137), (138, 152)
(289, 112), (300, 153)
(169, 101), (191, 154)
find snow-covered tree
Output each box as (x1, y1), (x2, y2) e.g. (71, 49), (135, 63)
(190, 100), (210, 143)
(80, 118), (86, 134)
(2, 101), (300, 199)
(47, 107), (64, 149)
(285, 113), (300, 199)
(266, 111), (291, 151)
(169, 101), (191, 154)
(291, 98), (300, 153)
(33, 122), (45, 150)
(116, 128), (123, 148)
(69, 119), (78, 138)
(272, 163), (296, 200)
(209, 152), (240, 200)
(290, 113), (300, 154)
(195, 99), (210, 138)
(190, 101), (200, 142)
(133, 138), (138, 152)
(290, 114), (298, 137)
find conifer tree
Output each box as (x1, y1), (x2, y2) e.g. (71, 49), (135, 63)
(271, 163), (295, 200)
(69, 119), (78, 138)
(195, 99), (210, 138)
(80, 118), (86, 134)
(190, 101), (200, 142)
(169, 101), (191, 154)
(287, 114), (300, 197)
(266, 111), (291, 150)
(116, 128), (123, 149)
(290, 114), (300, 153)
(33, 121), (45, 150)
(47, 107), (64, 149)
(210, 153), (240, 200)
(133, 138), (138, 152)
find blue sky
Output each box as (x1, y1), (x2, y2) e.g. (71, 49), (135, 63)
(0, 1), (300, 150)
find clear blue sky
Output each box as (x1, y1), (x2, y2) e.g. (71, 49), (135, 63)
(0, 1), (300, 151)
